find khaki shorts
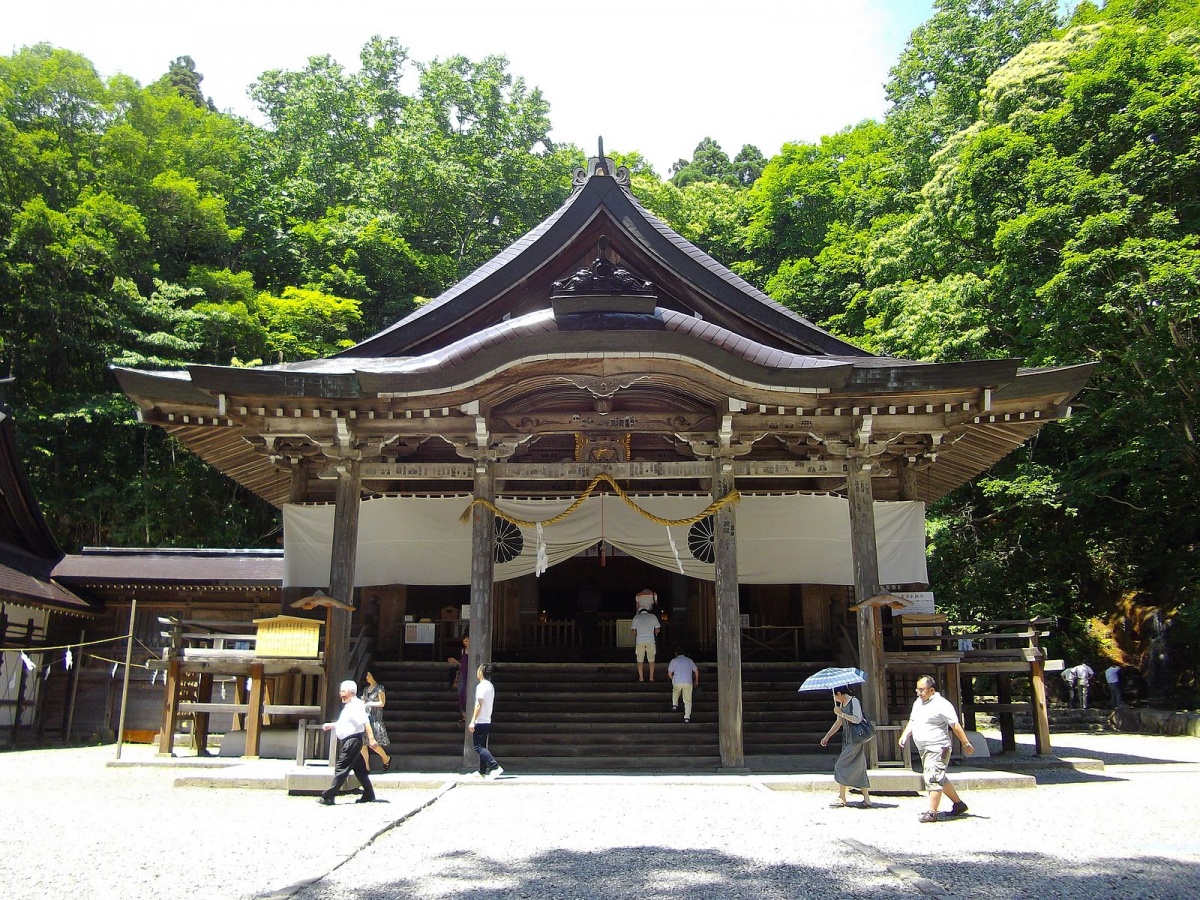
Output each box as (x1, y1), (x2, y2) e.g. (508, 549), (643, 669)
(919, 745), (951, 789)
(635, 641), (656, 663)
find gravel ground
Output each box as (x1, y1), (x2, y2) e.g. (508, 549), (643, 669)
(3, 731), (1198, 900)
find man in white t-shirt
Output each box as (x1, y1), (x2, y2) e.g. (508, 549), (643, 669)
(468, 663), (503, 780)
(899, 675), (974, 823)
(667, 649), (700, 722)
(630, 608), (661, 682)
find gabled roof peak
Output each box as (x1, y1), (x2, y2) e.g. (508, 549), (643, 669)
(572, 136), (632, 192)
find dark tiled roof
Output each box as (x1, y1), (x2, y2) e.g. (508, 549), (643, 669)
(53, 548), (284, 585)
(0, 544), (94, 613)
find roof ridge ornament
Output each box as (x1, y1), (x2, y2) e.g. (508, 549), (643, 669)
(572, 135), (631, 189)
(551, 237), (656, 299)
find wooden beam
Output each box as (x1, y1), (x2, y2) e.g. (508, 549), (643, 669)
(345, 459), (857, 482)
(244, 662), (265, 758)
(464, 459), (495, 768)
(847, 454), (887, 764)
(713, 457), (744, 770)
(325, 459), (362, 721)
(1030, 659), (1052, 755)
(157, 658), (182, 756)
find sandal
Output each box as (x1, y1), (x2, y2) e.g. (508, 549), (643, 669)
(918, 811), (938, 823)
(829, 800), (847, 808)
(859, 800), (873, 809)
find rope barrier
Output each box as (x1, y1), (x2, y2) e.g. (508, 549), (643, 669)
(459, 472), (740, 529)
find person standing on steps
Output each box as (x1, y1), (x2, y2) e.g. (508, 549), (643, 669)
(448, 635), (470, 722)
(468, 663), (504, 780)
(360, 671), (392, 772)
(318, 679), (379, 805)
(899, 675), (974, 823)
(631, 607), (661, 682)
(667, 648), (699, 722)
(820, 685), (873, 809)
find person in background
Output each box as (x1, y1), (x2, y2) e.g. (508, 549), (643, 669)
(360, 671), (392, 772)
(468, 663), (504, 780)
(667, 648), (699, 722)
(899, 675), (974, 823)
(820, 685), (873, 809)
(1105, 664), (1123, 707)
(448, 635), (470, 722)
(630, 606), (661, 682)
(1067, 662), (1094, 708)
(318, 679), (379, 805)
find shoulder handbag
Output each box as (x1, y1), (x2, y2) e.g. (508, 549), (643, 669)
(847, 698), (876, 743)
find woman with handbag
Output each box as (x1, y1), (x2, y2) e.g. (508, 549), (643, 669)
(819, 685), (873, 808)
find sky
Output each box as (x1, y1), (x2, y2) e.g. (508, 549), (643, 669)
(2, 0), (934, 176)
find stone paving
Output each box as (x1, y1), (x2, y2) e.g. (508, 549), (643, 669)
(1, 730), (1197, 899)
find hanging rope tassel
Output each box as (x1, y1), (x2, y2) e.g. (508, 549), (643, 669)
(64, 648), (73, 671)
(535, 522), (548, 577)
(19, 651), (35, 672)
(666, 526), (685, 574)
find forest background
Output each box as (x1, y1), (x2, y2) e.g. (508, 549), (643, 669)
(1, 0), (1196, 701)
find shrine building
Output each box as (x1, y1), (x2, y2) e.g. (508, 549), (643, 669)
(115, 148), (1093, 768)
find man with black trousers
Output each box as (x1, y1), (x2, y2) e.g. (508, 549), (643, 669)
(318, 679), (378, 805)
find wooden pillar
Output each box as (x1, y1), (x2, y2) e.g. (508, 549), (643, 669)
(193, 673), (213, 756)
(281, 460), (312, 613)
(157, 659), (182, 756)
(898, 461), (919, 502)
(464, 458), (495, 767)
(961, 673), (977, 731)
(245, 662), (266, 758)
(325, 459), (362, 720)
(847, 454), (887, 764)
(713, 457), (744, 770)
(997, 672), (1017, 753)
(1030, 660), (1052, 755)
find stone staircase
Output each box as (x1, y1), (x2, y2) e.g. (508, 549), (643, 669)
(370, 660), (835, 772)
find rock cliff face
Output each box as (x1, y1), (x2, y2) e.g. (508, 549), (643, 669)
(1109, 706), (1200, 737)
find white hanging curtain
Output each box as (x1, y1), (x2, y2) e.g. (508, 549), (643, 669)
(282, 493), (927, 587)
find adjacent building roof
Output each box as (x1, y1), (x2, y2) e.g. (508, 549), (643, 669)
(0, 379), (94, 615)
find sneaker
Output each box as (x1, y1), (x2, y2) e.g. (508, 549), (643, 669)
(949, 801), (968, 817)
(671, 705), (678, 711)
(486, 765), (504, 780)
(917, 811), (938, 823)
(684, 717), (691, 723)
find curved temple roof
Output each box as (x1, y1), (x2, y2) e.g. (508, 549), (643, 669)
(113, 148), (1094, 508)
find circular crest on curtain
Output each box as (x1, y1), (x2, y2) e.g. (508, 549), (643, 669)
(494, 517), (524, 563)
(688, 516), (716, 564)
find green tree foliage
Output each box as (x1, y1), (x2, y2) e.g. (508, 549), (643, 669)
(0, 38), (582, 550)
(885, 0), (1058, 190)
(669, 137), (766, 188)
(854, 1), (1199, 671)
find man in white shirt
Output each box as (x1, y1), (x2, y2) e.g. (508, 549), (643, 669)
(319, 679), (378, 805)
(468, 663), (504, 780)
(667, 649), (700, 722)
(899, 675), (975, 823)
(630, 608), (661, 682)
(1066, 662), (1094, 708)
